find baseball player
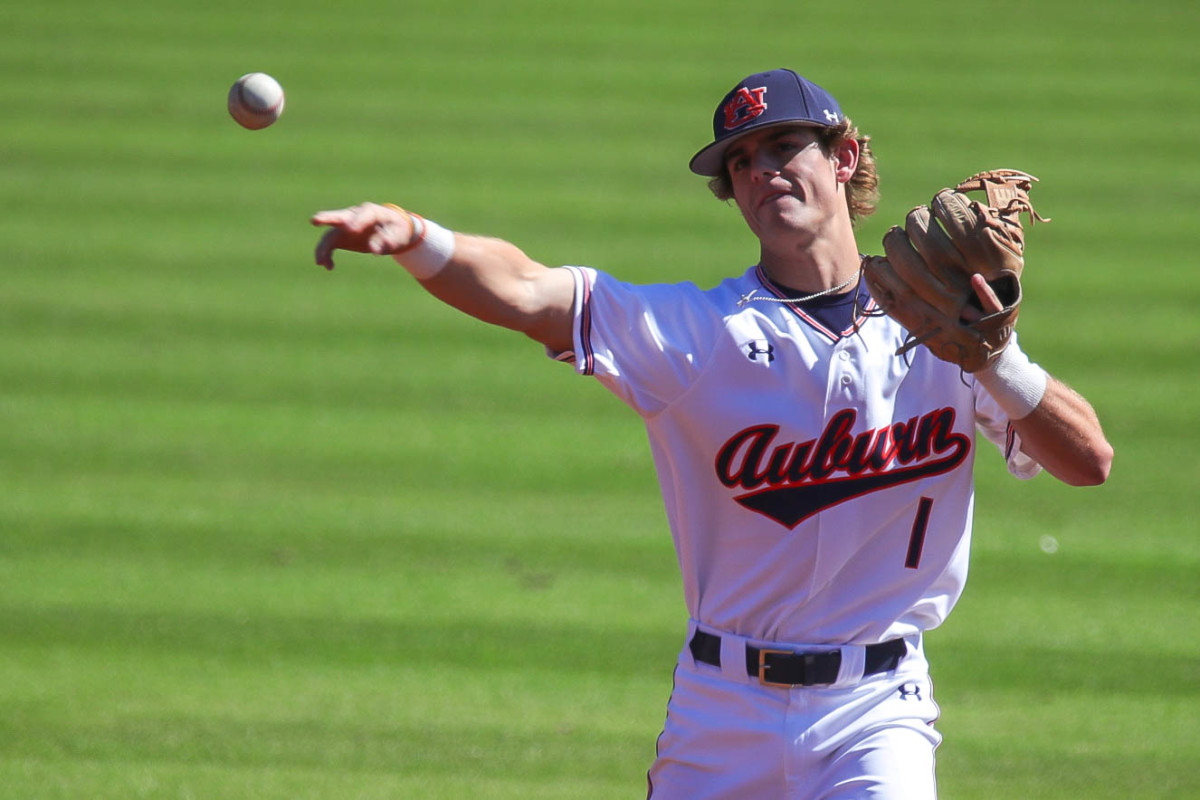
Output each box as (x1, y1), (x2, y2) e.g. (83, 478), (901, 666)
(311, 68), (1112, 799)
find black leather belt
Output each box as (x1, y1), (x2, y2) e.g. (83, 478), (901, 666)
(689, 630), (907, 687)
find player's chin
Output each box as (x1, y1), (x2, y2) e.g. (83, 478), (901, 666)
(758, 205), (818, 237)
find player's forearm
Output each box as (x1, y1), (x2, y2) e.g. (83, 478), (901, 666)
(1009, 376), (1113, 486)
(414, 234), (575, 350)
(972, 342), (1112, 486)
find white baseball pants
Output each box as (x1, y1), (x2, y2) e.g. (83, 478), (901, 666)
(646, 624), (941, 800)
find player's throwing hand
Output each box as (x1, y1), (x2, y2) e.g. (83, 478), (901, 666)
(311, 202), (418, 270)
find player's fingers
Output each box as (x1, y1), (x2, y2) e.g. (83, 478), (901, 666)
(368, 230), (395, 255)
(346, 204), (381, 233)
(310, 208), (356, 227)
(964, 271), (1003, 316)
(314, 227), (342, 270)
(312, 205), (379, 233)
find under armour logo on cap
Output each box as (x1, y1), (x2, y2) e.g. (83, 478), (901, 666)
(689, 68), (844, 177)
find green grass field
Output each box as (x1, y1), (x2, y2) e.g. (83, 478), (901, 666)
(3, 0), (1198, 797)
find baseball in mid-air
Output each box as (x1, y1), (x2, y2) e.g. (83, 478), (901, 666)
(227, 72), (285, 130)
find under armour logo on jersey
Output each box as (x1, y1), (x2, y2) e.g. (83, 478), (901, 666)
(746, 340), (775, 362)
(723, 86), (768, 130)
(898, 682), (923, 701)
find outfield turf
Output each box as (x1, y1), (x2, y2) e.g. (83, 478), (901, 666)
(2, 0), (1198, 797)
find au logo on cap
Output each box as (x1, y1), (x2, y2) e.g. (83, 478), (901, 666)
(723, 86), (768, 131)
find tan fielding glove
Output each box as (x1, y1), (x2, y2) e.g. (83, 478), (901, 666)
(862, 169), (1048, 372)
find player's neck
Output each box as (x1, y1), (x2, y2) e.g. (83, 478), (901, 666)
(757, 233), (863, 295)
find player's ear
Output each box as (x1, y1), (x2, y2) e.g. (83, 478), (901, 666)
(833, 137), (859, 184)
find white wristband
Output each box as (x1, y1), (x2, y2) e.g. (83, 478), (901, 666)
(390, 212), (455, 280)
(974, 341), (1048, 421)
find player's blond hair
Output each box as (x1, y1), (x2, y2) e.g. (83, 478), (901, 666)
(706, 118), (879, 223)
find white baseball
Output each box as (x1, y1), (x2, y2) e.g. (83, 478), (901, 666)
(228, 72), (285, 130)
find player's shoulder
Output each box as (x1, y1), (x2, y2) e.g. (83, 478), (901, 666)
(709, 266), (762, 297)
(670, 266), (761, 311)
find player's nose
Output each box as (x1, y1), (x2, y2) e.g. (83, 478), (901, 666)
(750, 150), (781, 180)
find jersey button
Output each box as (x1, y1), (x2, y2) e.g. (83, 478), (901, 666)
(840, 375), (852, 386)
(838, 351), (851, 361)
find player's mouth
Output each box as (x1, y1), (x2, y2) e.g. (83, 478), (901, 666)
(758, 189), (800, 210)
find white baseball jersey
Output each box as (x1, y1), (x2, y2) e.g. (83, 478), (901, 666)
(551, 264), (1040, 647)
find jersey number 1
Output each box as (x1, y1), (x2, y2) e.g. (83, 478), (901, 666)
(905, 497), (934, 569)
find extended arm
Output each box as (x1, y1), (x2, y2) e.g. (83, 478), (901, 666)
(312, 202), (576, 353)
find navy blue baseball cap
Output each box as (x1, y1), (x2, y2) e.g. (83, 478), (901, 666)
(688, 69), (844, 176)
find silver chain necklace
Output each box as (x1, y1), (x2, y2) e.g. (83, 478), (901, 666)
(737, 268), (862, 308)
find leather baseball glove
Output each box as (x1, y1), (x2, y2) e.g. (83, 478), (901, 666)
(862, 169), (1048, 372)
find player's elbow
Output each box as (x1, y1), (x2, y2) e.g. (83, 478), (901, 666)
(1089, 440), (1114, 485)
(512, 267), (577, 353)
(1070, 440), (1114, 486)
